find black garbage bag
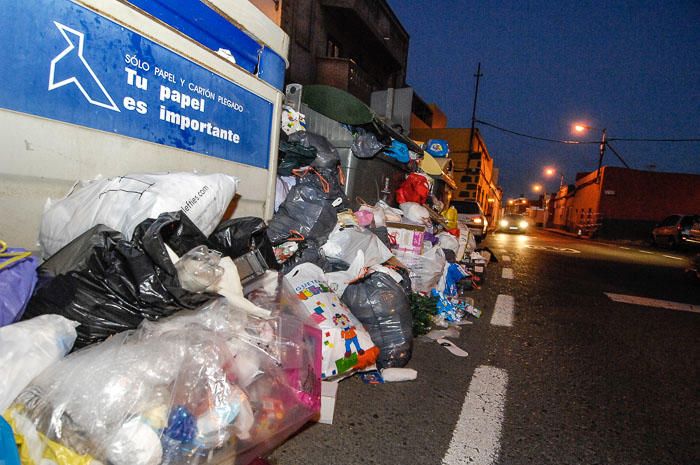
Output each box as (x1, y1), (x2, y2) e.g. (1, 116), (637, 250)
(267, 183), (338, 245)
(277, 139), (318, 176)
(296, 166), (350, 212)
(392, 265), (413, 296)
(209, 217), (279, 270)
(341, 271), (413, 368)
(280, 241), (329, 275)
(289, 131), (340, 169)
(25, 211), (216, 348)
(351, 127), (384, 159)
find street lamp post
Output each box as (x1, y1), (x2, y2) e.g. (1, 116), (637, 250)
(574, 123), (607, 184)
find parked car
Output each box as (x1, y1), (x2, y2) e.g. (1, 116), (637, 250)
(451, 200), (488, 240)
(651, 214), (699, 248)
(687, 219), (700, 244)
(497, 214), (529, 234)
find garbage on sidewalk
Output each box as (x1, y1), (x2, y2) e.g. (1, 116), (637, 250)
(5, 297), (320, 465)
(0, 84), (500, 464)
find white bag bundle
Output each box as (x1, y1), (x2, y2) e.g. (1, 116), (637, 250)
(321, 225), (393, 268)
(407, 247), (447, 293)
(39, 172), (238, 258)
(437, 232), (460, 254)
(286, 263), (379, 379)
(0, 314), (78, 412)
(399, 202), (431, 225)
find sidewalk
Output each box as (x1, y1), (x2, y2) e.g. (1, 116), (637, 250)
(542, 227), (589, 239)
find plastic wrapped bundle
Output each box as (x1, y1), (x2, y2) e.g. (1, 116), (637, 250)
(39, 172), (238, 259)
(5, 297), (321, 465)
(341, 272), (413, 368)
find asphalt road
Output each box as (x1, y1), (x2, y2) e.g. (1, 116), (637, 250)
(269, 229), (700, 465)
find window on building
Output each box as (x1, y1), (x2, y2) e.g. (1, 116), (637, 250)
(459, 191), (468, 197)
(463, 175), (472, 183)
(326, 36), (342, 58)
(467, 183), (477, 190)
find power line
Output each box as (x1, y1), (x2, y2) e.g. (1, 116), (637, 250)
(608, 137), (700, 142)
(476, 119), (700, 145)
(605, 142), (631, 168)
(475, 119), (600, 144)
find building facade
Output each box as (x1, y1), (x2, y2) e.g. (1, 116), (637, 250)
(551, 167), (700, 239)
(410, 127), (502, 222)
(273, 0), (409, 104)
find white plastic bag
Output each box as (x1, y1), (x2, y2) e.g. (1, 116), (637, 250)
(0, 314), (78, 412)
(399, 202), (431, 225)
(286, 263), (379, 379)
(437, 232), (460, 254)
(376, 200), (403, 223)
(325, 250), (367, 297)
(407, 247), (447, 293)
(39, 172), (238, 258)
(321, 225), (393, 267)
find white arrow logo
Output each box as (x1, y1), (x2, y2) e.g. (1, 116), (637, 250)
(48, 21), (120, 112)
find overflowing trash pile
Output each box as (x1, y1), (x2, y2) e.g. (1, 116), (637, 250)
(0, 104), (495, 465)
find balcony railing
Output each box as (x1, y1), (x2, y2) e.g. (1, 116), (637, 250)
(315, 57), (383, 103)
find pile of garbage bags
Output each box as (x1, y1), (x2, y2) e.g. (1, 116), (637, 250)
(0, 104), (492, 463)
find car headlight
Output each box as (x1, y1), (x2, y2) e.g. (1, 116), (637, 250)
(499, 219), (509, 228)
(472, 218), (483, 224)
(519, 220), (529, 229)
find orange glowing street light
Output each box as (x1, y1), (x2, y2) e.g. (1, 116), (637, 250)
(572, 121), (607, 183)
(532, 183), (543, 192)
(544, 166), (565, 188)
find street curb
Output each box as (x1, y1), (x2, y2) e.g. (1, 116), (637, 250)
(542, 228), (591, 240)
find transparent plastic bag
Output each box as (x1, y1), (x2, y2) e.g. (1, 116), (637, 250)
(6, 296), (321, 465)
(398, 247), (446, 293)
(174, 246), (224, 293)
(0, 315), (78, 412)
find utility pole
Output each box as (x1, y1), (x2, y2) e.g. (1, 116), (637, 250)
(468, 63), (483, 158)
(596, 128), (607, 183)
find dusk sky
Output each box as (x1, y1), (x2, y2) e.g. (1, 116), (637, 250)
(387, 0), (700, 199)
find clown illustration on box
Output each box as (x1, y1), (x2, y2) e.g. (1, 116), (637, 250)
(332, 313), (365, 358)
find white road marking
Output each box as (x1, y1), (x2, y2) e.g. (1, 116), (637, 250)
(502, 255), (511, 262)
(619, 246), (631, 250)
(662, 255), (683, 261)
(491, 294), (514, 327)
(502, 267), (514, 279)
(524, 244), (581, 253)
(638, 250), (653, 254)
(442, 366), (508, 465)
(605, 292), (700, 314)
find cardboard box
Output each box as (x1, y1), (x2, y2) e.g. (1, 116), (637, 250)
(386, 222), (425, 255)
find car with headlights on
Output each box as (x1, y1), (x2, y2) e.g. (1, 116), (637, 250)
(497, 214), (529, 234)
(451, 200), (488, 240)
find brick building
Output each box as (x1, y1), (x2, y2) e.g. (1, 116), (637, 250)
(551, 167), (700, 239)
